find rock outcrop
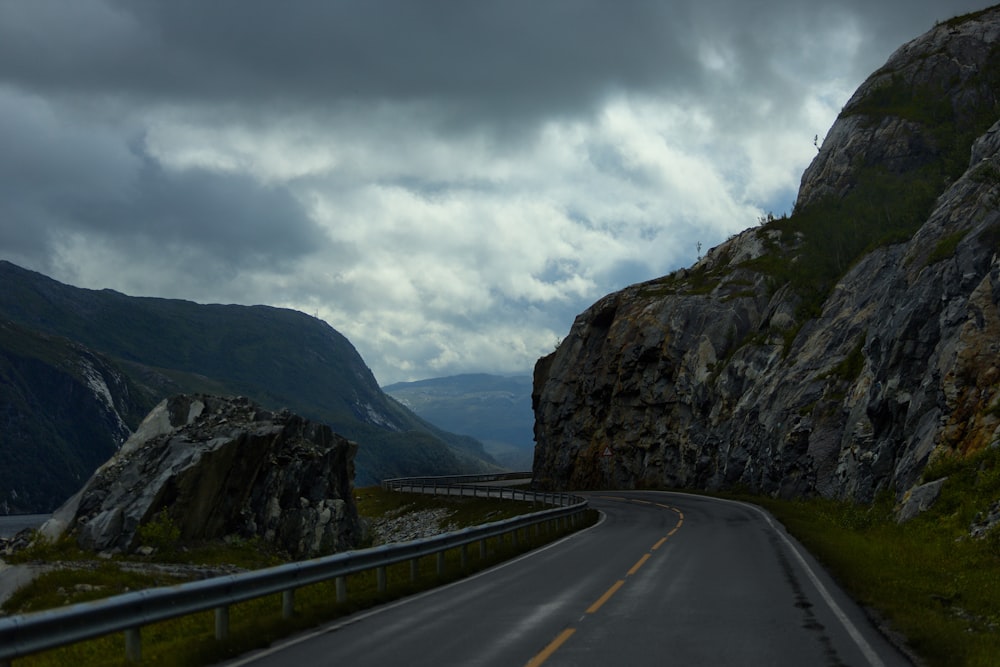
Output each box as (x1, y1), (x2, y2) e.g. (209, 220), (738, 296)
(42, 395), (362, 558)
(533, 7), (1000, 502)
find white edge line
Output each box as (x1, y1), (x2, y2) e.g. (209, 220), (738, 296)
(654, 490), (886, 667)
(222, 511), (606, 667)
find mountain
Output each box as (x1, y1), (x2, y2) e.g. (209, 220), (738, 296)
(383, 374), (535, 470)
(533, 7), (1000, 502)
(0, 319), (153, 513)
(0, 262), (501, 511)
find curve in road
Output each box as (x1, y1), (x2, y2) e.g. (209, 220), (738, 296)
(223, 491), (914, 667)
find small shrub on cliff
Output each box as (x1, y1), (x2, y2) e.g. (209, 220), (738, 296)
(138, 509), (181, 553)
(825, 335), (866, 382)
(927, 230), (970, 265)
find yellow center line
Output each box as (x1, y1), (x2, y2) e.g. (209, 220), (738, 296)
(525, 628), (576, 667)
(526, 499), (687, 666)
(627, 553), (651, 576)
(586, 579), (625, 614)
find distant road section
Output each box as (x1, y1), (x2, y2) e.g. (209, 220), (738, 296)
(224, 491), (913, 667)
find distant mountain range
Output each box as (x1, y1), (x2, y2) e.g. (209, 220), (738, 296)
(383, 374), (534, 470)
(0, 261), (501, 513)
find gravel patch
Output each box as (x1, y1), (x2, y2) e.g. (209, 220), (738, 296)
(368, 507), (457, 545)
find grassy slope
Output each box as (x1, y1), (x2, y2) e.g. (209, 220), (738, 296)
(744, 447), (1000, 666)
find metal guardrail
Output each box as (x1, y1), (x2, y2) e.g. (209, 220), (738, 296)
(381, 471), (533, 489)
(0, 477), (587, 665)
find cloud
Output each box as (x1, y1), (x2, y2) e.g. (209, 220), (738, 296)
(0, 85), (328, 292)
(0, 0), (990, 384)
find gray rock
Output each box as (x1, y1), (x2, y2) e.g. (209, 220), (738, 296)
(895, 478), (947, 523)
(42, 394), (362, 559)
(969, 500), (1000, 539)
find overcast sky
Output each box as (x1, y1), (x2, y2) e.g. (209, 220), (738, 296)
(0, 1), (988, 385)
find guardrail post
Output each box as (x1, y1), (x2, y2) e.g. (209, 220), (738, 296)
(410, 558), (419, 582)
(377, 566), (387, 592)
(436, 551), (446, 577)
(460, 544), (468, 569)
(125, 627), (141, 663)
(215, 605), (230, 640)
(511, 529), (519, 549)
(336, 576), (347, 603)
(479, 538), (486, 559)
(282, 589), (295, 619)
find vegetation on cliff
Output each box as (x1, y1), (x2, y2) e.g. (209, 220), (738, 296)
(751, 38), (1000, 323)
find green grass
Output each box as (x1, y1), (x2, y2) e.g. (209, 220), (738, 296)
(927, 229), (970, 265)
(355, 484), (546, 535)
(733, 447), (1000, 667)
(4, 487), (597, 667)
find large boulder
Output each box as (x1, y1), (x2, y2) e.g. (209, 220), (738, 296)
(41, 394), (362, 559)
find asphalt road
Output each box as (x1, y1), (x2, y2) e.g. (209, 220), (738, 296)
(224, 491), (914, 667)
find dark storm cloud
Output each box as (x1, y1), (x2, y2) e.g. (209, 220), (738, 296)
(72, 148), (329, 266)
(0, 87), (326, 271)
(0, 1), (691, 124)
(0, 1), (985, 121)
(0, 0), (989, 155)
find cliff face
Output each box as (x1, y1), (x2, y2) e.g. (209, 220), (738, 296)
(533, 8), (1000, 501)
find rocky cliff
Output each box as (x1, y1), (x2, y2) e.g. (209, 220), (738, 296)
(533, 7), (1000, 502)
(42, 395), (362, 558)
